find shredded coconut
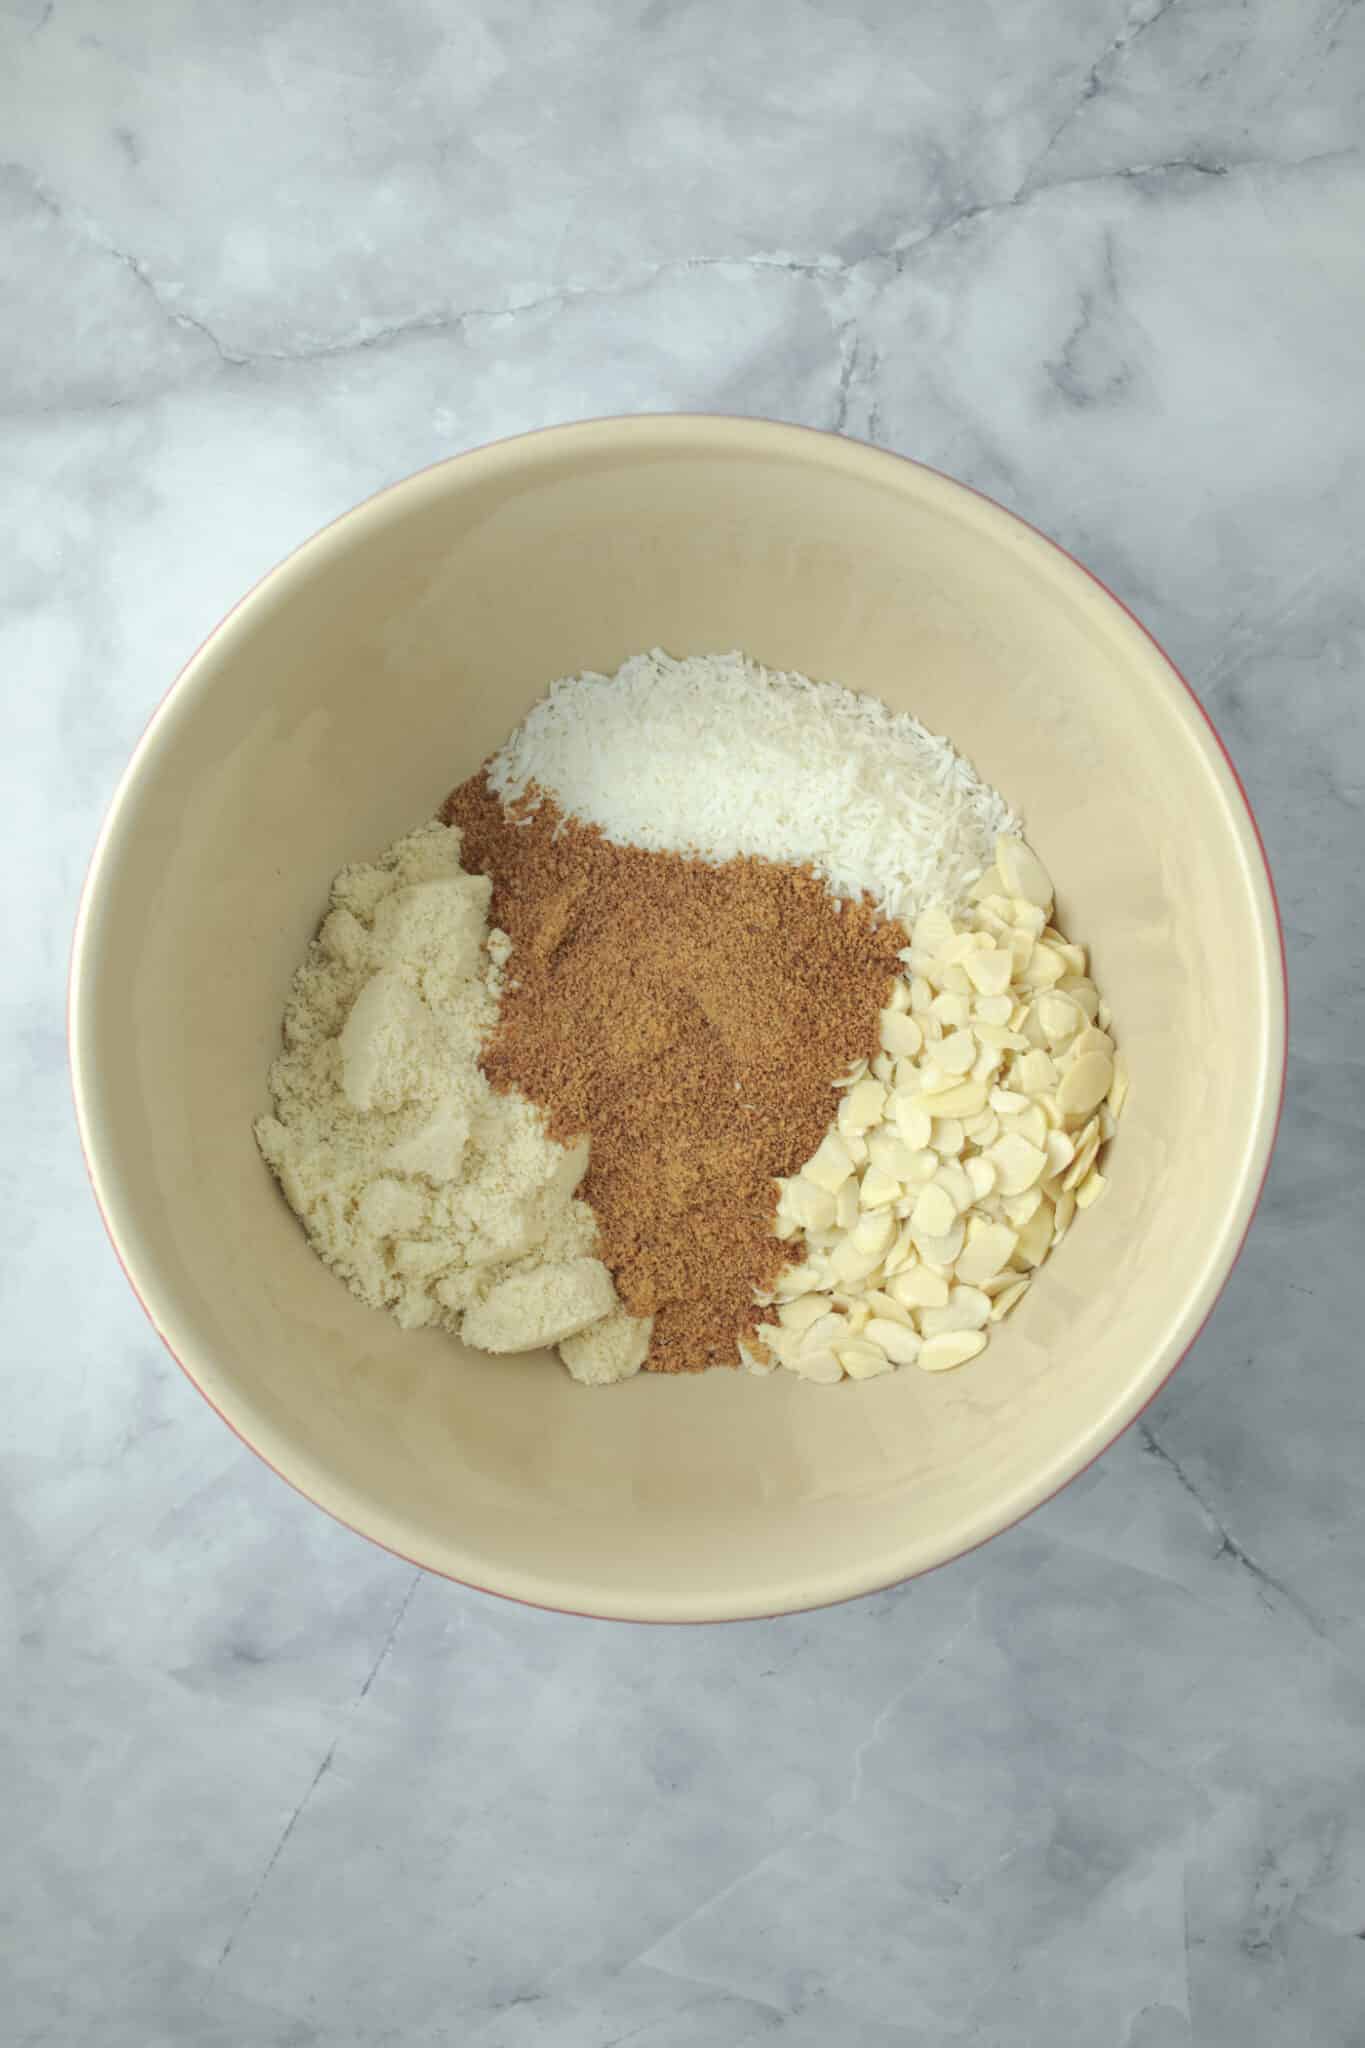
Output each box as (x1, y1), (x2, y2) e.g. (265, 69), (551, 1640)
(487, 650), (1019, 924)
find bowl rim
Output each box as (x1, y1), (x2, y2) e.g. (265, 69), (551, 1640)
(68, 413), (1288, 1624)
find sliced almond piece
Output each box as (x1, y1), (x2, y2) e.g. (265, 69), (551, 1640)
(989, 1279), (1030, 1322)
(864, 1319), (922, 1367)
(965, 1157), (997, 1202)
(1044, 1129), (1076, 1178)
(1075, 1168), (1108, 1210)
(911, 1183), (957, 1238)
(1036, 992), (1083, 1047)
(865, 1131), (924, 1179)
(1053, 1190), (1076, 1239)
(1036, 1091), (1064, 1130)
(986, 1134), (1048, 1196)
(1002, 1185), (1043, 1229)
(1020, 943), (1066, 992)
(863, 1289), (916, 1330)
(934, 1161), (975, 1213)
(973, 992), (1014, 1026)
(838, 1075), (887, 1134)
(836, 1338), (892, 1380)
(1059, 975), (1100, 1020)
(920, 1286), (992, 1337)
(802, 1129), (855, 1194)
(1000, 1103), (1049, 1152)
(954, 1217), (1018, 1285)
(913, 1076), (988, 1119)
(930, 990), (972, 1029)
(880, 1008), (924, 1057)
(1060, 1136), (1101, 1193)
(913, 1221), (966, 1269)
(912, 906), (958, 959)
(997, 836), (1053, 908)
(915, 1063), (954, 1098)
(1071, 1026), (1115, 1060)
(883, 1222), (917, 1276)
(790, 1346), (843, 1383)
(835, 1180), (859, 1229)
(973, 1022), (1027, 1050)
(779, 1179), (835, 1232)
(826, 1238), (881, 1285)
(932, 1117), (966, 1158)
(851, 1210), (897, 1257)
(1020, 1004), (1050, 1050)
(888, 1264), (950, 1311)
(1108, 1051), (1130, 1119)
(1014, 1199), (1054, 1268)
(937, 1028), (977, 1075)
(963, 946), (1013, 997)
(759, 1322), (802, 1367)
(972, 1043), (1005, 1085)
(778, 1295), (834, 1335)
(859, 1165), (901, 1210)
(968, 865), (1006, 902)
(918, 1330), (988, 1373)
(1017, 1049), (1059, 1094)
(800, 1312), (849, 1354)
(1008, 929), (1036, 979)
(1057, 1050), (1114, 1118)
(902, 1147), (940, 1183)
(775, 1261), (823, 1298)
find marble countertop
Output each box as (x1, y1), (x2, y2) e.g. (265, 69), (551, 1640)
(5, 2), (1364, 2041)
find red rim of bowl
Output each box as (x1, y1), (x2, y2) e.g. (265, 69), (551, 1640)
(67, 415), (1289, 1625)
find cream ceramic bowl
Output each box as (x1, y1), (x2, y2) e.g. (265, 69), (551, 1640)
(70, 417), (1284, 1621)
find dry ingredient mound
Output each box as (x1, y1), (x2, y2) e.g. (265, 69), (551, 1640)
(255, 821), (644, 1380)
(443, 774), (906, 1373)
(485, 649), (1019, 926)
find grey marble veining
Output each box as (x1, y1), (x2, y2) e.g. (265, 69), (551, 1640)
(4, 2), (1364, 2041)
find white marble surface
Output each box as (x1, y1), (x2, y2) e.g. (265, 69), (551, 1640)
(4, 1), (1364, 2040)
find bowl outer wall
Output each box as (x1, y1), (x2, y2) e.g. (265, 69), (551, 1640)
(69, 417), (1286, 1622)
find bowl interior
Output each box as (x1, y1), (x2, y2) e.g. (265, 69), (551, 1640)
(71, 420), (1282, 1620)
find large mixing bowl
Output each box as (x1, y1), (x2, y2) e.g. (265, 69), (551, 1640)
(69, 417), (1285, 1621)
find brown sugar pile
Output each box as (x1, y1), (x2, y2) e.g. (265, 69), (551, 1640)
(443, 772), (904, 1372)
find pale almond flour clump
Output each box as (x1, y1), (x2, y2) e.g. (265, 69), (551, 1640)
(255, 820), (650, 1382)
